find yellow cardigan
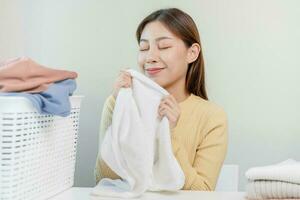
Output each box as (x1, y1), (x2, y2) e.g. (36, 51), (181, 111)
(94, 93), (228, 190)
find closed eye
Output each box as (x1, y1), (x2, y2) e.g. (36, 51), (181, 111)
(159, 46), (171, 50)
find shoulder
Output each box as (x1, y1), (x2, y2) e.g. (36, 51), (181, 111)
(190, 95), (228, 143)
(189, 94), (227, 122)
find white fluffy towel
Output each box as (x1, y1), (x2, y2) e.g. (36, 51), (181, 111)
(91, 69), (185, 198)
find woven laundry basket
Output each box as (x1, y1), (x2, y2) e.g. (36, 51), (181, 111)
(0, 95), (83, 200)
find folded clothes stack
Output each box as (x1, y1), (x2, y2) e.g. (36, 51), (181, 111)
(245, 159), (300, 200)
(0, 57), (78, 117)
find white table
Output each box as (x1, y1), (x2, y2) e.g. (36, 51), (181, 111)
(50, 187), (246, 200)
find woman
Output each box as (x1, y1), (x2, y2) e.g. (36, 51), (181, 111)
(94, 8), (228, 191)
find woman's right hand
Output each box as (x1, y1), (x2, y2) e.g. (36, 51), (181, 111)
(112, 69), (132, 98)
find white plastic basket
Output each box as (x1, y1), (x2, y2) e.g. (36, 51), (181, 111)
(0, 95), (83, 200)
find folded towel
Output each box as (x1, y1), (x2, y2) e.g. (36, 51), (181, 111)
(91, 69), (185, 198)
(246, 159), (300, 184)
(245, 159), (300, 200)
(0, 79), (76, 117)
(246, 180), (300, 200)
(0, 57), (77, 93)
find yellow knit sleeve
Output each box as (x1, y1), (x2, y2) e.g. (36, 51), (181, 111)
(171, 107), (228, 191)
(94, 95), (121, 184)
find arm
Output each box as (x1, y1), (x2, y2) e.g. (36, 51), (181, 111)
(94, 95), (121, 184)
(171, 108), (228, 190)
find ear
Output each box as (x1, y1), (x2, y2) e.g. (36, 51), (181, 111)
(186, 43), (201, 64)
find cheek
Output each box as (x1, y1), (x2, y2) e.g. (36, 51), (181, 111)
(137, 53), (145, 69)
(161, 48), (188, 71)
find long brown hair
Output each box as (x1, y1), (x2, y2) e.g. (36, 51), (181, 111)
(136, 8), (208, 100)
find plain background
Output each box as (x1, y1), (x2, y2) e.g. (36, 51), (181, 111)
(1, 0), (299, 191)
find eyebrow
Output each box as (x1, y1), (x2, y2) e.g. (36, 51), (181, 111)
(139, 36), (173, 43)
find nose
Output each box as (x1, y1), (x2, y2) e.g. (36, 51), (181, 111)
(145, 47), (159, 64)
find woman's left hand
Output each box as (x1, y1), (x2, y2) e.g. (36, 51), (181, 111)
(158, 95), (181, 130)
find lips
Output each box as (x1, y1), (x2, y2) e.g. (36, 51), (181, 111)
(145, 67), (165, 75)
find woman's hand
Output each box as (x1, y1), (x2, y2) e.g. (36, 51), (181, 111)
(112, 69), (132, 99)
(158, 95), (181, 130)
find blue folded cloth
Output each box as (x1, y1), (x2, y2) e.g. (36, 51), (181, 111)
(0, 79), (76, 117)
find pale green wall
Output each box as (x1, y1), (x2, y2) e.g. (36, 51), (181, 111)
(1, 0), (299, 190)
(0, 0), (25, 59)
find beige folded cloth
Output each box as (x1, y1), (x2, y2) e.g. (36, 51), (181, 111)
(246, 180), (300, 200)
(0, 57), (77, 93)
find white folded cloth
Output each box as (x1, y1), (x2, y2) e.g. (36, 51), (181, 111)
(245, 159), (300, 200)
(246, 159), (300, 184)
(91, 69), (185, 198)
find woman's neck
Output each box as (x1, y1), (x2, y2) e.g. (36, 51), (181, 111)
(164, 77), (190, 103)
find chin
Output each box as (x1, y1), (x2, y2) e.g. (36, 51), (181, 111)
(153, 78), (169, 88)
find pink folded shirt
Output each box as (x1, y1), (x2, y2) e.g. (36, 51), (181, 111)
(0, 57), (77, 93)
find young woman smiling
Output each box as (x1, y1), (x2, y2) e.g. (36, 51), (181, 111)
(95, 8), (228, 191)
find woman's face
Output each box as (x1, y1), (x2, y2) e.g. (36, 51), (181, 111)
(137, 21), (191, 89)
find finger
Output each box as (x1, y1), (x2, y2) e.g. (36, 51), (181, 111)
(166, 95), (180, 111)
(160, 98), (180, 114)
(158, 114), (165, 121)
(123, 76), (133, 87)
(159, 108), (177, 122)
(121, 73), (132, 82)
(119, 71), (130, 78)
(161, 95), (176, 104)
(159, 105), (177, 118)
(161, 97), (177, 110)
(119, 74), (131, 83)
(119, 80), (129, 87)
(123, 76), (132, 86)
(121, 81), (129, 87)
(121, 70), (131, 75)
(158, 106), (166, 117)
(119, 70), (131, 77)
(120, 68), (131, 75)
(158, 106), (177, 122)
